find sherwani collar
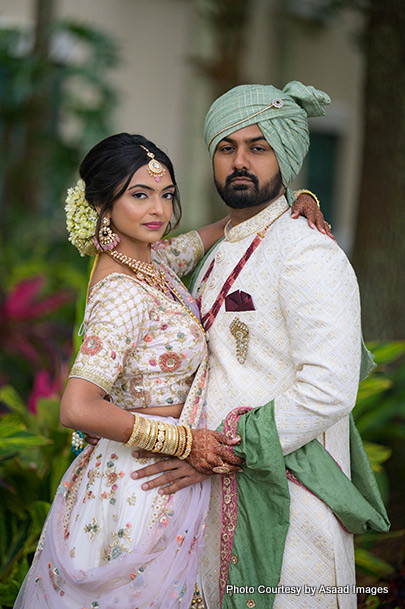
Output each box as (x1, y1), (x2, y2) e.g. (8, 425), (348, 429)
(224, 195), (289, 242)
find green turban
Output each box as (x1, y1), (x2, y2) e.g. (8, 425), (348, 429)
(204, 81), (331, 205)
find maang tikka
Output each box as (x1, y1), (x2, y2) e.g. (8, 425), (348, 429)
(95, 216), (120, 251)
(139, 145), (166, 182)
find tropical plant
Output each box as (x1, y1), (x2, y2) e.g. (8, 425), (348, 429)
(0, 385), (71, 607)
(0, 274), (76, 401)
(353, 342), (405, 608)
(0, 19), (118, 228)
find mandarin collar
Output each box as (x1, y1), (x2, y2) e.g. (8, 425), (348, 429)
(224, 195), (289, 242)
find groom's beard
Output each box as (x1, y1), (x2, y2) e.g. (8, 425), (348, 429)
(214, 169), (283, 209)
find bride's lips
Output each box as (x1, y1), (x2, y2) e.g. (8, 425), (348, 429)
(143, 222), (164, 230)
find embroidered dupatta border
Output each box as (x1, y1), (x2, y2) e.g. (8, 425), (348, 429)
(219, 407), (252, 605)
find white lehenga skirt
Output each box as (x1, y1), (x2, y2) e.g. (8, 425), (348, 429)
(14, 416), (210, 609)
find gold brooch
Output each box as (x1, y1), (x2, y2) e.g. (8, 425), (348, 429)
(230, 317), (249, 364)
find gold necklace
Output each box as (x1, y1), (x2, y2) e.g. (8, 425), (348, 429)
(107, 250), (205, 334)
(106, 250), (167, 292)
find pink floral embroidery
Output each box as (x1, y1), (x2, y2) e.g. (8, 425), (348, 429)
(48, 562), (65, 595)
(149, 310), (160, 321)
(106, 472), (118, 486)
(81, 335), (102, 356)
(111, 351), (116, 360)
(143, 334), (153, 342)
(158, 352), (182, 372)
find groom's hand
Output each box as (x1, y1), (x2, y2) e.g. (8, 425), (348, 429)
(131, 453), (210, 495)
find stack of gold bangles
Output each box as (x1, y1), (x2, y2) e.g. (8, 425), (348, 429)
(124, 413), (193, 460)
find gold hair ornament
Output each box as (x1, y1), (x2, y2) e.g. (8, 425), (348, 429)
(139, 145), (166, 182)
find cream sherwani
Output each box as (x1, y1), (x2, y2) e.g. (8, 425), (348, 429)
(192, 196), (361, 609)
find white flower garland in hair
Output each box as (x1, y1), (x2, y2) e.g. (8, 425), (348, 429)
(65, 179), (98, 257)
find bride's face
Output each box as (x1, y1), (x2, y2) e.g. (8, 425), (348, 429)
(108, 164), (175, 250)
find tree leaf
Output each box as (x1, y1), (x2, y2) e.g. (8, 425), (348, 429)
(355, 547), (394, 578)
(0, 386), (25, 416)
(366, 341), (405, 366)
(363, 442), (392, 471)
(356, 377), (391, 403)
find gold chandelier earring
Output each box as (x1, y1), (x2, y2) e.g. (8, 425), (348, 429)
(94, 216), (120, 252)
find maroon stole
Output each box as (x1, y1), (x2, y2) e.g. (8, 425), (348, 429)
(198, 208), (288, 332)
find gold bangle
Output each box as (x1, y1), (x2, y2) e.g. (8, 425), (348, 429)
(124, 414), (142, 447)
(126, 416), (194, 459)
(153, 422), (167, 452)
(172, 425), (181, 456)
(174, 425), (186, 458)
(161, 422), (173, 454)
(178, 426), (193, 460)
(293, 189), (320, 209)
(136, 416), (150, 449)
(165, 425), (178, 455)
(125, 414), (152, 449)
(144, 419), (159, 451)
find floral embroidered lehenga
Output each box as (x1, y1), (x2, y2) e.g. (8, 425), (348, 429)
(14, 233), (211, 609)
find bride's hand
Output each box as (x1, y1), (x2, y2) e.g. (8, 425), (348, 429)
(291, 193), (334, 240)
(186, 429), (244, 474)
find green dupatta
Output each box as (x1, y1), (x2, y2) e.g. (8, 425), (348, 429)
(218, 406), (390, 608)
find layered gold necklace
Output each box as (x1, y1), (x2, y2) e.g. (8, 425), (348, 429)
(107, 250), (167, 292)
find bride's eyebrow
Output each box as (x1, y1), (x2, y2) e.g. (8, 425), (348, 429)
(128, 183), (175, 191)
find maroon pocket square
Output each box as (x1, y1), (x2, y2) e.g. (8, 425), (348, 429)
(225, 290), (255, 312)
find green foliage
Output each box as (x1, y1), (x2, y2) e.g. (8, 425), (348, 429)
(355, 546), (394, 580)
(0, 12), (119, 606)
(353, 342), (405, 589)
(354, 342), (405, 444)
(0, 386), (72, 598)
(0, 20), (119, 225)
(0, 15), (118, 399)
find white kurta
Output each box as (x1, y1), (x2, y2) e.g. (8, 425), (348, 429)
(192, 196), (361, 609)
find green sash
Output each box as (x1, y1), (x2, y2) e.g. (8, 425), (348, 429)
(219, 406), (389, 608)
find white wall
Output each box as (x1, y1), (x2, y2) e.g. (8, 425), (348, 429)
(1, 0), (365, 245)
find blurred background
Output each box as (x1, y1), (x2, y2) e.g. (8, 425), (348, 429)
(0, 1), (404, 607)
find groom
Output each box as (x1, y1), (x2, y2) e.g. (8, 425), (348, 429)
(132, 81), (387, 609)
